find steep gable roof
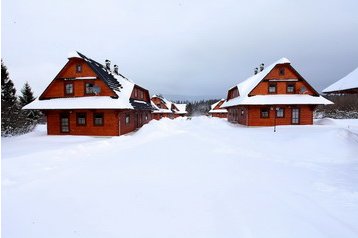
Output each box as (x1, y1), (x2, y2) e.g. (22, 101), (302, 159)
(209, 99), (228, 113)
(222, 58), (332, 107)
(151, 95), (187, 115)
(322, 67), (358, 93)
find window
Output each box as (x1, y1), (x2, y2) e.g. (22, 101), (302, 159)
(93, 113), (104, 126)
(276, 108), (284, 118)
(134, 89), (138, 97)
(268, 83), (277, 93)
(287, 83), (295, 93)
(85, 82), (94, 94)
(76, 113), (86, 126)
(125, 114), (130, 124)
(241, 109), (244, 116)
(279, 67), (285, 75)
(60, 113), (69, 133)
(139, 90), (143, 99)
(145, 113), (148, 121)
(65, 82), (74, 95)
(261, 108), (269, 118)
(76, 64), (82, 73)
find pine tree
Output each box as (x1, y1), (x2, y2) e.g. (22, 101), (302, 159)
(19, 82), (42, 122)
(1, 60), (21, 136)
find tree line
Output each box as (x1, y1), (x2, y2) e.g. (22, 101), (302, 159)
(1, 60), (42, 136)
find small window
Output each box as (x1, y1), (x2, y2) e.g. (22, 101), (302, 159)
(279, 67), (285, 75)
(93, 113), (104, 126)
(125, 114), (130, 124)
(85, 83), (94, 94)
(261, 108), (269, 118)
(241, 109), (244, 115)
(145, 113), (148, 121)
(287, 83), (295, 93)
(76, 113), (86, 126)
(76, 64), (82, 73)
(65, 82), (74, 95)
(268, 83), (277, 93)
(276, 108), (284, 118)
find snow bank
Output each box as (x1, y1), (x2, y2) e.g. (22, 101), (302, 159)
(2, 117), (358, 238)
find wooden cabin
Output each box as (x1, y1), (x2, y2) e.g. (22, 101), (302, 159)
(221, 58), (333, 126)
(208, 99), (228, 118)
(322, 67), (358, 94)
(23, 52), (153, 136)
(151, 95), (187, 120)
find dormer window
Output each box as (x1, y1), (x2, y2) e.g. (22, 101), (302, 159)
(268, 83), (277, 93)
(76, 64), (82, 73)
(65, 82), (74, 95)
(279, 67), (285, 75)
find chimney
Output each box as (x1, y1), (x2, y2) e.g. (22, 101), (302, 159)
(254, 68), (258, 75)
(105, 59), (111, 70)
(259, 63), (264, 72)
(114, 65), (119, 75)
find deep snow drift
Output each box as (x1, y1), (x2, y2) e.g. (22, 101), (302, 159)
(2, 117), (358, 238)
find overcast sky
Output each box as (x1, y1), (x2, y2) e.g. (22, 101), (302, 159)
(2, 0), (358, 100)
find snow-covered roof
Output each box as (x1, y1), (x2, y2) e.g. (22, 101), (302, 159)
(151, 95), (187, 115)
(237, 57), (291, 98)
(322, 67), (358, 93)
(24, 52), (153, 111)
(222, 95), (333, 107)
(209, 99), (228, 114)
(221, 57), (333, 107)
(23, 96), (133, 110)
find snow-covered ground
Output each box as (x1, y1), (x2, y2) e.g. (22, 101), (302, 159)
(2, 117), (358, 238)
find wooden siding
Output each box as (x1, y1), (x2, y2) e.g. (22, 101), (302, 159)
(210, 113), (227, 118)
(130, 85), (150, 102)
(40, 58), (116, 99)
(227, 105), (314, 126)
(250, 64), (317, 96)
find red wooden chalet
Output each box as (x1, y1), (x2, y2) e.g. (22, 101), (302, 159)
(24, 52), (154, 136)
(208, 99), (228, 118)
(221, 58), (333, 126)
(151, 95), (187, 120)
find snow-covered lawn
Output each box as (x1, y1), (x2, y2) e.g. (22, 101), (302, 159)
(2, 117), (358, 238)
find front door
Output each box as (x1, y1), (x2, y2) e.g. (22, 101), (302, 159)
(292, 108), (300, 124)
(60, 113), (70, 133)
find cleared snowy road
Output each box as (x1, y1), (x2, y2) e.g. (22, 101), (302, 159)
(2, 117), (358, 238)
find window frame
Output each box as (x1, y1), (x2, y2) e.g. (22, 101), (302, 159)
(292, 108), (300, 124)
(76, 64), (82, 73)
(260, 108), (270, 118)
(276, 108), (284, 118)
(64, 82), (74, 96)
(287, 83), (295, 94)
(76, 112), (87, 126)
(125, 114), (130, 125)
(279, 67), (285, 76)
(93, 113), (104, 126)
(85, 82), (95, 95)
(268, 82), (277, 94)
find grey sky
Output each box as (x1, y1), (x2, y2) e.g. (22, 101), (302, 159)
(2, 0), (358, 100)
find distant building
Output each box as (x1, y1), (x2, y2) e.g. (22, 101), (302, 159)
(322, 67), (358, 94)
(151, 95), (187, 120)
(23, 52), (153, 136)
(208, 99), (228, 118)
(221, 58), (333, 126)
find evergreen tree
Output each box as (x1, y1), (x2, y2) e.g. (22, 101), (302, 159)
(1, 60), (21, 136)
(19, 82), (42, 122)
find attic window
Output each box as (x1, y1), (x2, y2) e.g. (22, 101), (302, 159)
(268, 83), (277, 94)
(76, 64), (82, 73)
(85, 83), (94, 94)
(287, 83), (295, 93)
(279, 67), (285, 75)
(65, 82), (74, 95)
